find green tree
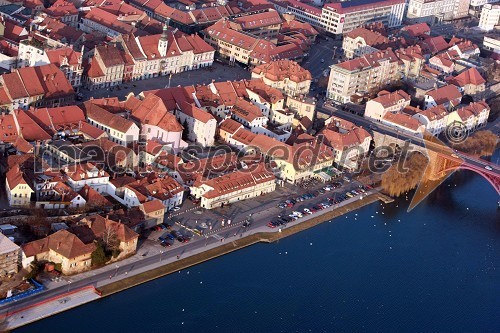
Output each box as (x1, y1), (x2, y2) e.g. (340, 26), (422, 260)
(182, 119), (190, 141)
(91, 243), (107, 267)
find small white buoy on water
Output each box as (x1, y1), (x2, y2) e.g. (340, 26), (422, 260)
(310, 243), (313, 246)
(398, 219), (401, 222)
(355, 213), (358, 216)
(371, 216), (374, 218)
(285, 251), (288, 254)
(390, 247), (392, 249)
(182, 309), (185, 312)
(200, 281), (203, 284)
(466, 207), (469, 210)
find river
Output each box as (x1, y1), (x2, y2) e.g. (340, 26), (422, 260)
(17, 158), (500, 332)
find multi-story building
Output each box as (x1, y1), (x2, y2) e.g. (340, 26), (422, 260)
(452, 101), (490, 130)
(407, 0), (456, 23)
(446, 67), (486, 98)
(42, 0), (78, 28)
(395, 45), (425, 81)
(127, 93), (183, 149)
(0, 64), (74, 111)
(424, 85), (463, 110)
(342, 27), (389, 59)
(412, 105), (449, 136)
(229, 10), (283, 39)
(319, 117), (372, 170)
(190, 163), (276, 209)
(203, 19), (305, 66)
(365, 90), (411, 120)
(17, 38), (83, 90)
(84, 102), (140, 146)
(22, 230), (96, 275)
(469, 0), (497, 16)
(479, 4), (500, 31)
(321, 0), (405, 37)
(251, 60), (311, 97)
(175, 102), (217, 147)
(0, 233), (20, 276)
(327, 48), (400, 103)
(382, 112), (426, 136)
(79, 7), (137, 38)
(5, 165), (34, 206)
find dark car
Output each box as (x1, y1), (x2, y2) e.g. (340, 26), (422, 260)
(242, 221), (251, 228)
(158, 232), (170, 241)
(171, 230), (181, 238)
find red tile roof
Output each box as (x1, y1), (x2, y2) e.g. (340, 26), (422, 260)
(383, 112), (422, 131)
(141, 199), (165, 213)
(129, 94), (183, 132)
(252, 59), (311, 83)
(446, 67), (486, 87)
(346, 27), (389, 46)
(179, 101), (215, 123)
(426, 85), (462, 106)
(83, 102), (136, 133)
(401, 23), (430, 37)
(84, 7), (136, 35)
(46, 47), (81, 67)
(43, 0), (78, 17)
(22, 229), (96, 259)
(233, 9), (282, 30)
(372, 90), (410, 107)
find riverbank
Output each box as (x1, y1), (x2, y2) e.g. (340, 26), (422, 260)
(4, 192), (390, 331)
(100, 192), (389, 296)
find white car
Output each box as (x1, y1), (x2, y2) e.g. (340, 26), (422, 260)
(172, 206), (181, 212)
(292, 211), (303, 218)
(485, 165), (493, 171)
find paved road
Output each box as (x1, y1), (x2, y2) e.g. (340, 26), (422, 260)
(318, 105), (500, 174)
(79, 62), (251, 100)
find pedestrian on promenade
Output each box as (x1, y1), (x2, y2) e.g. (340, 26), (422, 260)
(177, 255), (180, 259)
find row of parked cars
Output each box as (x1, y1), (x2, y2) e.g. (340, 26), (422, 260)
(278, 182), (343, 209)
(268, 185), (371, 228)
(158, 229), (192, 247)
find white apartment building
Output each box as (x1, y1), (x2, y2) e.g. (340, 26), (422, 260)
(412, 105), (449, 136)
(5, 166), (34, 207)
(321, 0), (405, 36)
(483, 35), (500, 55)
(85, 104), (140, 146)
(469, 0), (497, 16)
(407, 0), (455, 22)
(365, 90), (411, 121)
(327, 49), (400, 103)
(175, 102), (217, 147)
(479, 4), (500, 31)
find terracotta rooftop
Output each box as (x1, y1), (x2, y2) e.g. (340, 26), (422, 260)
(83, 102), (137, 133)
(22, 230), (96, 259)
(252, 59), (311, 83)
(345, 27), (388, 46)
(426, 85), (462, 106)
(372, 90), (410, 107)
(383, 112), (422, 131)
(446, 67), (486, 87)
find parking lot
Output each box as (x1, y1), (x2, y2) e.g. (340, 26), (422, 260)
(143, 171), (374, 252)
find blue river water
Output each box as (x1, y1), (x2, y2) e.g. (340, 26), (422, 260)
(17, 164), (500, 332)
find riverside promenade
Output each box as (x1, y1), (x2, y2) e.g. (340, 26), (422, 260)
(0, 190), (390, 331)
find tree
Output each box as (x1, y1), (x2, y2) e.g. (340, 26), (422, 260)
(101, 225), (119, 253)
(182, 119), (190, 141)
(454, 130), (498, 156)
(381, 153), (428, 197)
(91, 243), (107, 267)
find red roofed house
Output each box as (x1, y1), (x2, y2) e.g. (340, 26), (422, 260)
(80, 7), (137, 37)
(252, 59), (311, 97)
(365, 90), (411, 120)
(0, 64), (74, 111)
(429, 50), (458, 74)
(5, 164), (34, 206)
(35, 181), (86, 209)
(83, 101), (140, 146)
(78, 214), (139, 260)
(175, 101), (217, 147)
(448, 38), (480, 59)
(190, 163), (276, 209)
(342, 27), (389, 59)
(412, 105), (449, 136)
(445, 67), (486, 98)
(450, 101), (490, 131)
(382, 112), (425, 136)
(230, 97), (268, 129)
(319, 117), (372, 170)
(139, 199), (165, 225)
(128, 93), (184, 149)
(424, 85), (462, 110)
(43, 0), (78, 27)
(22, 230), (96, 275)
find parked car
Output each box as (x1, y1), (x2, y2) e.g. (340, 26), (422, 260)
(172, 206), (181, 212)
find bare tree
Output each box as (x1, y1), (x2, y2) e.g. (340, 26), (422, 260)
(101, 225), (119, 253)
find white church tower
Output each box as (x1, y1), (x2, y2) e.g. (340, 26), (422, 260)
(158, 24), (168, 57)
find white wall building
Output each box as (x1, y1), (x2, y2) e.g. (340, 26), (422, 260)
(479, 4), (500, 31)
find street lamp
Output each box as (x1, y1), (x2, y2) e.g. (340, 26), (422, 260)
(67, 280), (72, 293)
(114, 265), (119, 277)
(160, 250), (164, 262)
